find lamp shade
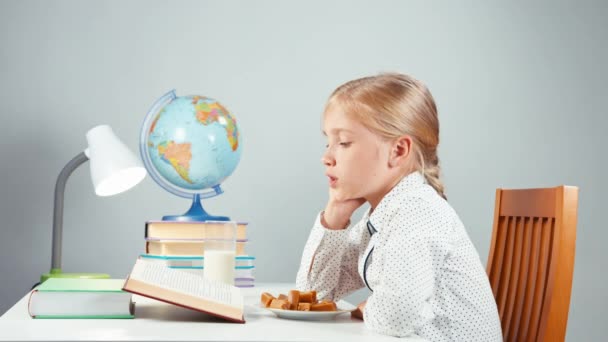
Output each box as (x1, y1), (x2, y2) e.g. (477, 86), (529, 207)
(85, 125), (147, 196)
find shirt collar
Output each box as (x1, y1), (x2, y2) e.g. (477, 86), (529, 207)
(365, 171), (426, 234)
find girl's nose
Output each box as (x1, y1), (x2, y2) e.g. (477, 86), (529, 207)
(321, 152), (336, 167)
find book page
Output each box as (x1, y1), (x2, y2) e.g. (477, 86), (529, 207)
(130, 259), (243, 308)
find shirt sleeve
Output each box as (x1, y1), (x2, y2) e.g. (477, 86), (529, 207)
(363, 204), (452, 337)
(295, 211), (368, 301)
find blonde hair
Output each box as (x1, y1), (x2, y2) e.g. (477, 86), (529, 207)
(324, 72), (446, 200)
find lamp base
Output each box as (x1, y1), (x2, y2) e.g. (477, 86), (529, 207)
(40, 268), (110, 284)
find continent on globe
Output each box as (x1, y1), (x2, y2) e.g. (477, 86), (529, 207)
(157, 141), (193, 184)
(192, 96), (239, 151)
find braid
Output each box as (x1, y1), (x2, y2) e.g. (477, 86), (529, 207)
(419, 152), (447, 200)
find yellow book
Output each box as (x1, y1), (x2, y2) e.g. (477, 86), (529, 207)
(145, 221), (248, 240)
(146, 240), (247, 256)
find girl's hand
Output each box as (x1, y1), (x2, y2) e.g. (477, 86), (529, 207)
(351, 300), (367, 320)
(322, 197), (366, 230)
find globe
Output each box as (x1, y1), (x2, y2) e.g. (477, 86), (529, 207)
(139, 90), (242, 221)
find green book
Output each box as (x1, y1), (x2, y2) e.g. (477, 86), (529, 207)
(28, 278), (134, 319)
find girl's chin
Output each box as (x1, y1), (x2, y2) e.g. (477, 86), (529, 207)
(331, 189), (359, 202)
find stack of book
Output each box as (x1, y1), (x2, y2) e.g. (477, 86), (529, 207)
(141, 220), (255, 287)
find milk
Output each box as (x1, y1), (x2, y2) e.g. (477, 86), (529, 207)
(204, 250), (236, 285)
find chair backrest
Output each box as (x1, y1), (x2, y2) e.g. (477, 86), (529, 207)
(486, 186), (578, 342)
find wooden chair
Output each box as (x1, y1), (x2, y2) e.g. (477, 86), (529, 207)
(486, 186), (578, 342)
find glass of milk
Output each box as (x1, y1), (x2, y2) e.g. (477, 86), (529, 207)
(203, 221), (236, 285)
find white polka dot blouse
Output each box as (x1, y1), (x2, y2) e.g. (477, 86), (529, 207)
(296, 171), (503, 341)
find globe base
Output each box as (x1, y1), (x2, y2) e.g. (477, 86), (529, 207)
(162, 194), (231, 222)
(162, 213), (230, 222)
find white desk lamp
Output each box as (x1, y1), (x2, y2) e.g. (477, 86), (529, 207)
(40, 125), (146, 283)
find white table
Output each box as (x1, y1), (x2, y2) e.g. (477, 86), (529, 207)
(0, 283), (426, 341)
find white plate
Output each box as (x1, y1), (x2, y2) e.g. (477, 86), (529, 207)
(263, 301), (356, 321)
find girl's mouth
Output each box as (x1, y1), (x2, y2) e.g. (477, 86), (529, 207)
(328, 176), (338, 187)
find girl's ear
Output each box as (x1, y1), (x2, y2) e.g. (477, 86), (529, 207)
(388, 135), (412, 168)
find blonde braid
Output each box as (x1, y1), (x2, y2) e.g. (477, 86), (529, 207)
(419, 150), (447, 200)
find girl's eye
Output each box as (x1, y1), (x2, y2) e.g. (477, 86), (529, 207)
(325, 142), (351, 148)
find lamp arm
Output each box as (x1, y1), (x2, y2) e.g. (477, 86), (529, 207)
(51, 152), (89, 270)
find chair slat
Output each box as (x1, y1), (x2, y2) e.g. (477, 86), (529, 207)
(503, 216), (524, 341)
(535, 218), (556, 342)
(528, 217), (553, 341)
(490, 215), (508, 296)
(509, 216), (533, 341)
(519, 217), (541, 341)
(497, 216), (516, 323)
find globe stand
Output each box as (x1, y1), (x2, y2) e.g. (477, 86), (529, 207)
(162, 194), (230, 222)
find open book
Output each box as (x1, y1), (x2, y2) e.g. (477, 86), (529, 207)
(122, 258), (245, 323)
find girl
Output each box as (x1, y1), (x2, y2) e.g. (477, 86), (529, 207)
(296, 73), (502, 341)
